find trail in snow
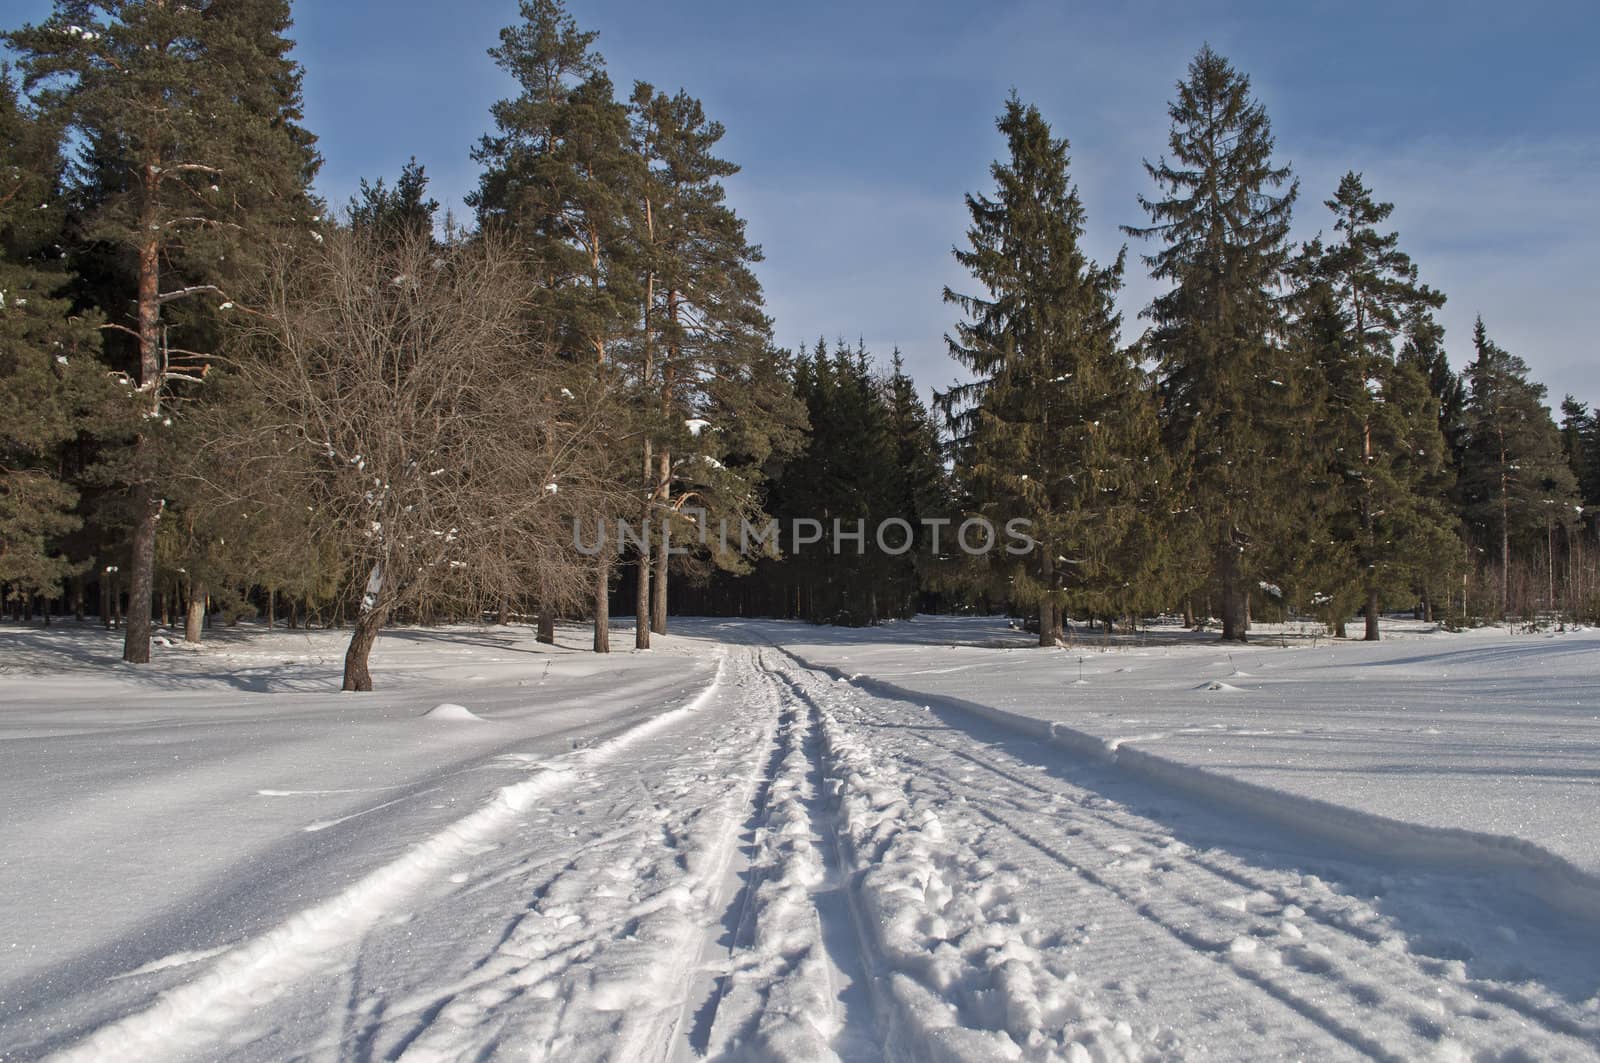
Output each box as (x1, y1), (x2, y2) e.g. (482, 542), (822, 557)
(12, 635), (1600, 1061)
(772, 645), (1600, 1061)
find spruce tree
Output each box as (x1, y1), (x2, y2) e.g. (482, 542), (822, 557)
(880, 351), (948, 618)
(1558, 397), (1600, 511)
(1459, 318), (1580, 616)
(942, 94), (1157, 644)
(7, 0), (320, 661)
(1293, 172), (1457, 638)
(349, 157), (439, 241)
(1124, 46), (1301, 642)
(0, 68), (116, 609)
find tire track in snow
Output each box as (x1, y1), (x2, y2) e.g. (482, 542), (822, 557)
(779, 653), (1600, 1061)
(45, 654), (735, 1063)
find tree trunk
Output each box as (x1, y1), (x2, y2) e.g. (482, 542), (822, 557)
(1218, 544), (1248, 642)
(537, 603), (555, 645)
(341, 607), (387, 691)
(1364, 585), (1381, 641)
(593, 556), (611, 653)
(651, 449), (670, 634)
(185, 581), (207, 644)
(122, 219), (163, 665)
(342, 561), (388, 691)
(1038, 549), (1056, 646)
(267, 587), (276, 630)
(122, 488), (159, 663)
(72, 576), (84, 622)
(636, 440), (652, 649)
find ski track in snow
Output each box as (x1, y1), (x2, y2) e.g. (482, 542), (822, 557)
(18, 641), (1600, 1061)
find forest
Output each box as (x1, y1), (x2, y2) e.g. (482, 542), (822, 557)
(3, 0), (1598, 690)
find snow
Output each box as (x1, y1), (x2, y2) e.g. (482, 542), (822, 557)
(2, 617), (1599, 1060)
(421, 701), (485, 722)
(762, 616), (1600, 880)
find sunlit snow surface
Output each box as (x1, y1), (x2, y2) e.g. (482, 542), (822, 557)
(1, 616), (1597, 1061)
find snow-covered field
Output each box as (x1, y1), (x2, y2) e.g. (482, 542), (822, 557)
(2, 617), (1598, 1061)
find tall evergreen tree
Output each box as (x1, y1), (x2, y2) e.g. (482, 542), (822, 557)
(7, 0), (320, 661)
(1459, 318), (1580, 616)
(941, 94), (1157, 644)
(470, 0), (639, 651)
(0, 68), (116, 610)
(627, 83), (794, 639)
(1124, 46), (1301, 642)
(881, 350), (949, 617)
(1558, 397), (1600, 512)
(1292, 173), (1457, 638)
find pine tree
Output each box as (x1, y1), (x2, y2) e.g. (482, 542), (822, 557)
(7, 0), (320, 660)
(1459, 318), (1580, 616)
(1124, 46), (1301, 642)
(470, 0), (639, 651)
(941, 94), (1156, 644)
(626, 83), (796, 638)
(0, 67), (117, 610)
(1292, 172), (1457, 639)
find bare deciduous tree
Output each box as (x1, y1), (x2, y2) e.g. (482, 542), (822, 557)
(192, 228), (620, 690)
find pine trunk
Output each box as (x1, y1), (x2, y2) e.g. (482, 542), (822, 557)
(635, 441), (652, 649)
(122, 221), (163, 665)
(185, 581), (207, 644)
(1037, 549), (1055, 646)
(1364, 585), (1381, 641)
(122, 487), (159, 663)
(651, 449), (670, 634)
(537, 606), (555, 645)
(1218, 544), (1248, 642)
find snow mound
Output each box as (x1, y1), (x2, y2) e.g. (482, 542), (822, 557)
(1198, 681), (1241, 692)
(422, 703), (484, 722)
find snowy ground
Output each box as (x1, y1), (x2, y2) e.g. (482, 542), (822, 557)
(2, 617), (1598, 1061)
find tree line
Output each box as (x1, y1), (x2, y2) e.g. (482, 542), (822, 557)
(2, 6), (1595, 688)
(1, 0), (806, 687)
(922, 51), (1592, 645)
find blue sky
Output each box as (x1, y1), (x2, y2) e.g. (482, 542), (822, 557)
(9, 0), (1598, 406)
